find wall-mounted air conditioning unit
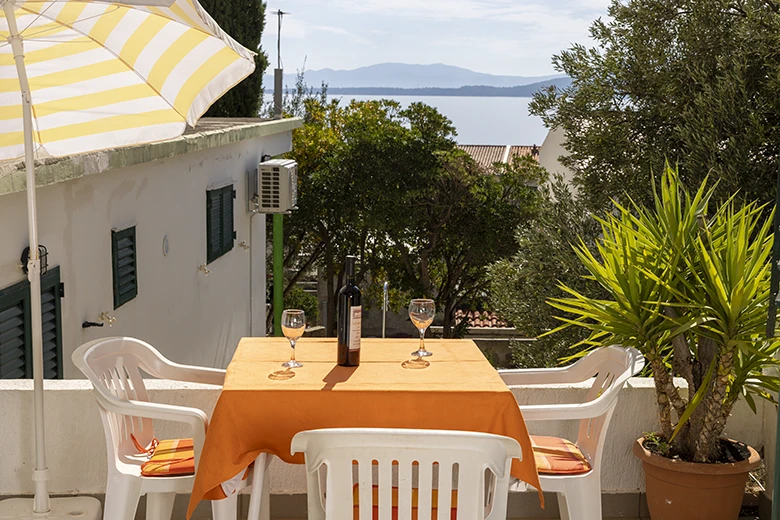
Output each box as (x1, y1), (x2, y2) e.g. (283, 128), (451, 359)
(247, 158), (298, 214)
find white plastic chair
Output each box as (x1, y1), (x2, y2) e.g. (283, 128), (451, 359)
(72, 337), (269, 520)
(291, 428), (522, 520)
(498, 346), (644, 520)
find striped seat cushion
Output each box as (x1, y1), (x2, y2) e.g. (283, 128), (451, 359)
(352, 485), (458, 520)
(531, 435), (591, 475)
(140, 438), (195, 477)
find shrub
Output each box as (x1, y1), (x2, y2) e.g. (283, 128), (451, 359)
(487, 175), (605, 367)
(550, 165), (780, 462)
(284, 286), (319, 326)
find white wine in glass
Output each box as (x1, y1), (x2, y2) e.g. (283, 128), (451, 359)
(269, 309), (305, 380)
(402, 299), (435, 369)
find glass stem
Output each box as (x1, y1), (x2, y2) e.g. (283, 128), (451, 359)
(290, 339), (297, 362)
(419, 328), (426, 353)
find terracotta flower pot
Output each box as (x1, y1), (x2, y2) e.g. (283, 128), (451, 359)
(633, 437), (761, 520)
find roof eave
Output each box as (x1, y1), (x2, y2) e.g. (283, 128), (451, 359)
(0, 117), (303, 197)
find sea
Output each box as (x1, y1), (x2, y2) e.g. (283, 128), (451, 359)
(262, 94), (549, 146)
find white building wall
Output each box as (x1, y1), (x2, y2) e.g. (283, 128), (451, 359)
(0, 130), (291, 376)
(538, 126), (575, 187)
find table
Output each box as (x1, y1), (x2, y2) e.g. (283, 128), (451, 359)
(187, 338), (541, 518)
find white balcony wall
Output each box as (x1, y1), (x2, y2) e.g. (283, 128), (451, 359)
(0, 378), (771, 498)
(0, 121), (297, 377)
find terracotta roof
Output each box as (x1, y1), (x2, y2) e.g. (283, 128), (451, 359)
(510, 145), (539, 159)
(457, 145), (506, 167)
(455, 310), (509, 328)
(457, 144), (540, 169)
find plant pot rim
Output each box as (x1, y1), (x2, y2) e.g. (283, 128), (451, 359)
(633, 437), (760, 475)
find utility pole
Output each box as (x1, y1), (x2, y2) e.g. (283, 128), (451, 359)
(272, 8), (289, 336)
(273, 9), (289, 120)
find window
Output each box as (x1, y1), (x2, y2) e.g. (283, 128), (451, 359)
(112, 226), (137, 309)
(0, 267), (63, 379)
(206, 184), (235, 263)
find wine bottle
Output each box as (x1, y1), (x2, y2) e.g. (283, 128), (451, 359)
(337, 255), (361, 366)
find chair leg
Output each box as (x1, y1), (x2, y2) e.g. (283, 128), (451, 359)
(557, 492), (570, 520)
(561, 477), (602, 520)
(212, 492), (238, 520)
(103, 475), (142, 520)
(247, 453), (270, 520)
(146, 492), (176, 520)
(260, 466), (270, 520)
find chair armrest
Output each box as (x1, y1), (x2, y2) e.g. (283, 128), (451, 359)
(518, 399), (613, 422)
(498, 366), (585, 386)
(95, 391), (208, 469)
(152, 362), (226, 386)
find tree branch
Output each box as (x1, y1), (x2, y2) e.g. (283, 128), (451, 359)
(762, 0), (780, 14)
(665, 307), (694, 390)
(283, 242), (325, 295)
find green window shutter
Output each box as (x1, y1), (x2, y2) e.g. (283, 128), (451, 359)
(206, 184), (235, 263)
(206, 188), (222, 263)
(0, 267), (63, 379)
(0, 279), (31, 379)
(40, 267), (63, 379)
(112, 226), (138, 309)
(221, 186), (235, 254)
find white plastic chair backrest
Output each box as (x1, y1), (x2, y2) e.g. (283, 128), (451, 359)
(291, 428), (522, 520)
(71, 337), (176, 471)
(571, 346), (644, 472)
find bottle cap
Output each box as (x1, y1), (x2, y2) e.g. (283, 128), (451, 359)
(345, 255), (357, 277)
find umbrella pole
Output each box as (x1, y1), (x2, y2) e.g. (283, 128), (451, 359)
(3, 1), (50, 513)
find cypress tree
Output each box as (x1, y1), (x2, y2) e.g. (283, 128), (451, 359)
(200, 0), (269, 117)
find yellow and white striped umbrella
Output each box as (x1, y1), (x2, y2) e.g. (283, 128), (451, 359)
(0, 1), (255, 515)
(0, 0), (256, 160)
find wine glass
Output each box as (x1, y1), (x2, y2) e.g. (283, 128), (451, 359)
(402, 299), (435, 369)
(269, 309), (305, 380)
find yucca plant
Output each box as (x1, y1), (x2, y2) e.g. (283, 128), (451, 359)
(549, 165), (780, 462)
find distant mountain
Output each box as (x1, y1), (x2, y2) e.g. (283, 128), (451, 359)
(264, 63), (566, 90)
(320, 78), (571, 98)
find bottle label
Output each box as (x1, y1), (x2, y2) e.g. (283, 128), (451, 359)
(349, 306), (361, 351)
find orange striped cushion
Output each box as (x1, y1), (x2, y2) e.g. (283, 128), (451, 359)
(140, 438), (195, 477)
(531, 435), (591, 475)
(352, 485), (458, 520)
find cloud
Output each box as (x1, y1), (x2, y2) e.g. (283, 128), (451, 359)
(316, 26), (372, 45)
(265, 17), (371, 45)
(330, 0), (605, 23)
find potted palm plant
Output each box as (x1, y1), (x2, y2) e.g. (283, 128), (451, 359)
(549, 165), (779, 520)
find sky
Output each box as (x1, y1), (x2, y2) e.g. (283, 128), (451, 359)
(261, 0), (612, 77)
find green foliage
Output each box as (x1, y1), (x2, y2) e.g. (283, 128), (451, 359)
(549, 164), (780, 462)
(200, 0), (269, 117)
(262, 64), (328, 120)
(530, 0), (780, 211)
(270, 74), (545, 336)
(643, 432), (672, 458)
(283, 286), (319, 326)
(487, 176), (605, 367)
(375, 149), (546, 336)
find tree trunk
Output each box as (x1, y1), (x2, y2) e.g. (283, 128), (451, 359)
(695, 348), (735, 462)
(325, 240), (335, 337)
(442, 298), (457, 338)
(332, 268), (344, 337)
(682, 336), (718, 460)
(650, 357), (676, 441)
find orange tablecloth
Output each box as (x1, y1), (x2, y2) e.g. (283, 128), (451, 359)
(187, 338), (541, 518)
